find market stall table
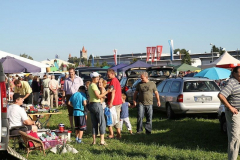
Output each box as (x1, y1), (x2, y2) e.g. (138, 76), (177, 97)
(27, 112), (62, 129)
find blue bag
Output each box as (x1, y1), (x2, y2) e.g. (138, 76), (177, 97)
(104, 107), (112, 126)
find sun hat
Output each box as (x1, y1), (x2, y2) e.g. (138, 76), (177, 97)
(90, 72), (100, 78)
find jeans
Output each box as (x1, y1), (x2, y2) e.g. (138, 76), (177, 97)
(137, 104), (153, 133)
(33, 92), (40, 105)
(89, 102), (106, 135)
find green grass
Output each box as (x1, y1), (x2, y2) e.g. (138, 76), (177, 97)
(13, 107), (229, 160)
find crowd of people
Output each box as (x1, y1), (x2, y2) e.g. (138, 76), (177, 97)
(6, 67), (161, 147)
(61, 68), (161, 145)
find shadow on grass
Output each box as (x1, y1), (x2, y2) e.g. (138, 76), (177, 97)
(88, 148), (147, 158)
(125, 108), (228, 154)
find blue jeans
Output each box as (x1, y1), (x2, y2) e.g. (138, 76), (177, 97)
(88, 102), (106, 135)
(137, 104), (153, 133)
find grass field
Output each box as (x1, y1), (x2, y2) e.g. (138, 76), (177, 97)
(13, 107), (229, 160)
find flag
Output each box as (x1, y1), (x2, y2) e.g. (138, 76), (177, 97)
(168, 40), (174, 61)
(113, 49), (117, 65)
(146, 47), (151, 61)
(92, 55), (94, 67)
(55, 54), (59, 59)
(151, 47), (156, 62)
(156, 45), (163, 60)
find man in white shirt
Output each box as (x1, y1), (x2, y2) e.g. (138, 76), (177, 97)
(8, 93), (38, 132)
(49, 75), (59, 108)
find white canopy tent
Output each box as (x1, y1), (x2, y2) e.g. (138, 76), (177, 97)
(0, 50), (49, 73)
(202, 51), (240, 69)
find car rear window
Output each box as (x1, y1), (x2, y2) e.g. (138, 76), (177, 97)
(170, 81), (181, 93)
(162, 81), (172, 92)
(183, 81), (220, 92)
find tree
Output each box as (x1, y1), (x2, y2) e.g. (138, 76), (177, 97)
(20, 53), (33, 60)
(95, 60), (101, 67)
(101, 61), (109, 67)
(174, 48), (181, 55)
(131, 58), (138, 63)
(181, 49), (192, 65)
(211, 45), (225, 55)
(89, 54), (93, 60)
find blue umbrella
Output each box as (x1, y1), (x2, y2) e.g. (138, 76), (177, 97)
(194, 67), (231, 80)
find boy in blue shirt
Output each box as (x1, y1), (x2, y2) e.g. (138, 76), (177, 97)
(68, 86), (87, 143)
(120, 93), (133, 134)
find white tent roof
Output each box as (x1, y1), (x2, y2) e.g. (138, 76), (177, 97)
(41, 59), (73, 67)
(202, 51), (240, 69)
(0, 50), (49, 73)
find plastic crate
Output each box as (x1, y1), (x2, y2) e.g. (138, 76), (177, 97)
(42, 140), (62, 150)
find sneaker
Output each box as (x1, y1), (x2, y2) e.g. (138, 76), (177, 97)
(136, 131), (142, 134)
(77, 140), (83, 144)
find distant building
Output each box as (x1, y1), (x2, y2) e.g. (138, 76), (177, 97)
(80, 46), (87, 59)
(93, 50), (240, 68)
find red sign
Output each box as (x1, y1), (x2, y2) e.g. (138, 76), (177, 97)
(146, 47), (151, 61)
(113, 49), (117, 65)
(156, 45), (163, 60)
(151, 47), (156, 62)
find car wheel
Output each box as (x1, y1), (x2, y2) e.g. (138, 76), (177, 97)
(167, 104), (175, 119)
(220, 116), (227, 133)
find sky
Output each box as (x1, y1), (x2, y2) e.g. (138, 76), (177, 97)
(1, 0), (240, 61)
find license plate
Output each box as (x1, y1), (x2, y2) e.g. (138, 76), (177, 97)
(195, 96), (212, 102)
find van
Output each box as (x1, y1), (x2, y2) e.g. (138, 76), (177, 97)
(0, 62), (27, 159)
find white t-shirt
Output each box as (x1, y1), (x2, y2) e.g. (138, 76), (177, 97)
(7, 104), (29, 128)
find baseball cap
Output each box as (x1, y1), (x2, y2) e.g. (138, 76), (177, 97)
(13, 93), (24, 102)
(90, 72), (100, 78)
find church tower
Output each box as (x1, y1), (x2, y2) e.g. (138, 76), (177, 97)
(80, 46), (88, 59)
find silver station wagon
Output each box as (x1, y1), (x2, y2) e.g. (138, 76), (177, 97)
(153, 77), (221, 119)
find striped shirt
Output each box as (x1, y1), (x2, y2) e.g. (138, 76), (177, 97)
(220, 78), (240, 108)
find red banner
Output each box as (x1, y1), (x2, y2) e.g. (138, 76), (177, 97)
(146, 47), (151, 61)
(151, 47), (156, 62)
(156, 45), (163, 60)
(113, 49), (117, 65)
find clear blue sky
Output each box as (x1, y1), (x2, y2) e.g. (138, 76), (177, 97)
(1, 0), (240, 61)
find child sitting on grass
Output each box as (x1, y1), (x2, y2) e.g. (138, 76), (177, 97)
(68, 86), (87, 144)
(120, 93), (133, 134)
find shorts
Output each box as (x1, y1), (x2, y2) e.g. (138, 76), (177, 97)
(74, 116), (87, 131)
(66, 94), (73, 116)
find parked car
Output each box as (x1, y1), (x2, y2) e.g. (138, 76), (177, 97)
(47, 72), (65, 81)
(75, 67), (108, 83)
(120, 67), (147, 94)
(153, 77), (221, 119)
(126, 66), (173, 104)
(218, 104), (227, 133)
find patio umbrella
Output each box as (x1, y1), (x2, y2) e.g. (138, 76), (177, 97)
(0, 56), (41, 73)
(194, 67), (231, 80)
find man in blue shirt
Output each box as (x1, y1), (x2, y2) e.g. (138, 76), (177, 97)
(68, 86), (87, 143)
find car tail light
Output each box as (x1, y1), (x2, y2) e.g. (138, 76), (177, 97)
(0, 82), (7, 113)
(124, 86), (129, 92)
(177, 94), (183, 103)
(1, 127), (7, 137)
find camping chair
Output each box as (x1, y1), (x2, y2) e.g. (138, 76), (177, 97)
(9, 126), (28, 149)
(19, 131), (46, 158)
